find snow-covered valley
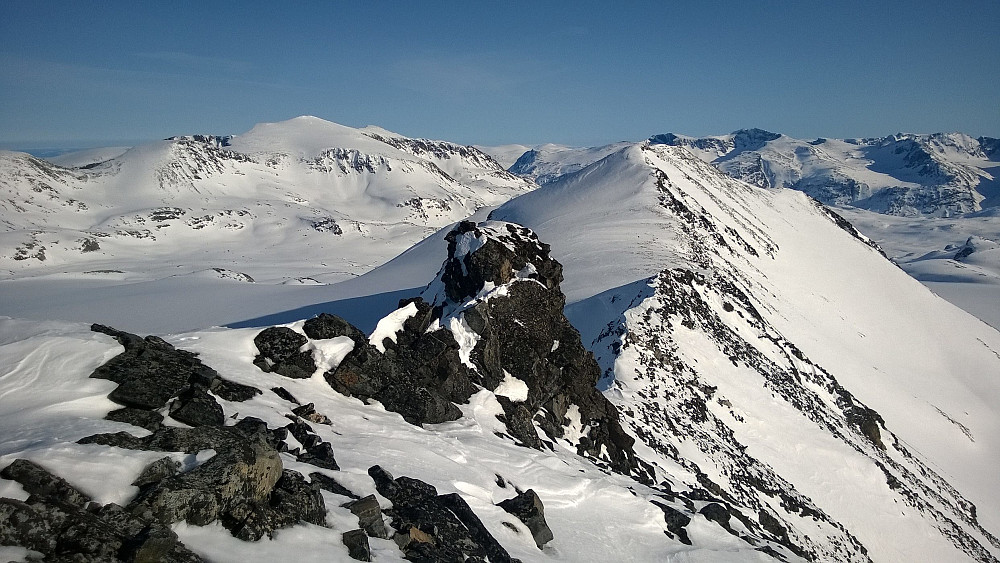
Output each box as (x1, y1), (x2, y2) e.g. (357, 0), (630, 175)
(1, 117), (999, 562)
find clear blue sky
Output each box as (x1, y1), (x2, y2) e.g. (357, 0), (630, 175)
(2, 1), (998, 148)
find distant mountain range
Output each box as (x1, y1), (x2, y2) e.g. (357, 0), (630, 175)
(498, 129), (1000, 216)
(0, 117), (533, 283)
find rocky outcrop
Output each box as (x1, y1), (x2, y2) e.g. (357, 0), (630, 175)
(320, 298), (478, 425)
(368, 465), (518, 563)
(0, 460), (203, 562)
(77, 418), (326, 540)
(430, 221), (651, 481)
(90, 324), (260, 429)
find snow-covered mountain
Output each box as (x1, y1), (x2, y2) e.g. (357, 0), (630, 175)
(491, 142), (1000, 561)
(1, 116), (534, 285)
(503, 129), (1000, 217)
(648, 129), (1000, 216)
(2, 124), (1000, 562)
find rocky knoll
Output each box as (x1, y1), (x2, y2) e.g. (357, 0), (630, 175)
(288, 220), (651, 481)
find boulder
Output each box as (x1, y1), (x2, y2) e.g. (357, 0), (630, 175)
(252, 326), (317, 379)
(169, 385), (225, 427)
(344, 494), (389, 539)
(342, 528), (372, 561)
(0, 459), (91, 507)
(91, 324), (220, 410)
(497, 489), (553, 549)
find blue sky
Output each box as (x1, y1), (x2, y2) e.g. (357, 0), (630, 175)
(2, 1), (998, 148)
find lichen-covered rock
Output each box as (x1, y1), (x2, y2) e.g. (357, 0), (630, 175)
(169, 385), (225, 427)
(0, 459), (91, 507)
(132, 457), (181, 488)
(0, 495), (203, 563)
(252, 326), (317, 379)
(89, 324), (255, 430)
(497, 489), (553, 549)
(78, 417), (326, 541)
(343, 528), (372, 561)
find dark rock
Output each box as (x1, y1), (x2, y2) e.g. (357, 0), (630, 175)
(106, 407), (164, 431)
(368, 465), (398, 499)
(325, 300), (476, 425)
(344, 495), (389, 539)
(298, 441), (340, 470)
(367, 466), (517, 563)
(224, 470), (327, 541)
(652, 500), (692, 545)
(0, 498), (56, 554)
(210, 378), (261, 402)
(368, 465), (438, 510)
(80, 419), (331, 542)
(169, 385), (225, 427)
(292, 402), (332, 425)
(127, 526), (203, 563)
(253, 327), (316, 379)
(271, 386), (300, 404)
(436, 221), (649, 481)
(0, 495), (203, 563)
(285, 420), (322, 449)
(343, 528), (372, 561)
(128, 429), (282, 527)
(303, 312), (367, 343)
(132, 457), (181, 487)
(497, 489), (553, 549)
(90, 324), (220, 410)
(699, 502), (732, 531)
(309, 472), (359, 499)
(758, 508), (789, 542)
(495, 397), (542, 449)
(21, 497), (125, 560)
(1, 459), (91, 507)
(439, 493), (518, 562)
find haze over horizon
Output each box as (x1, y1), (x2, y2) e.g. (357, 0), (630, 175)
(2, 1), (998, 150)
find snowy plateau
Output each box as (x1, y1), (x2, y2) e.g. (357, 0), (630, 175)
(0, 116), (998, 563)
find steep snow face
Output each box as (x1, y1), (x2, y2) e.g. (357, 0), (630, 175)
(495, 142), (1000, 561)
(0, 117), (535, 286)
(648, 130), (1000, 216)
